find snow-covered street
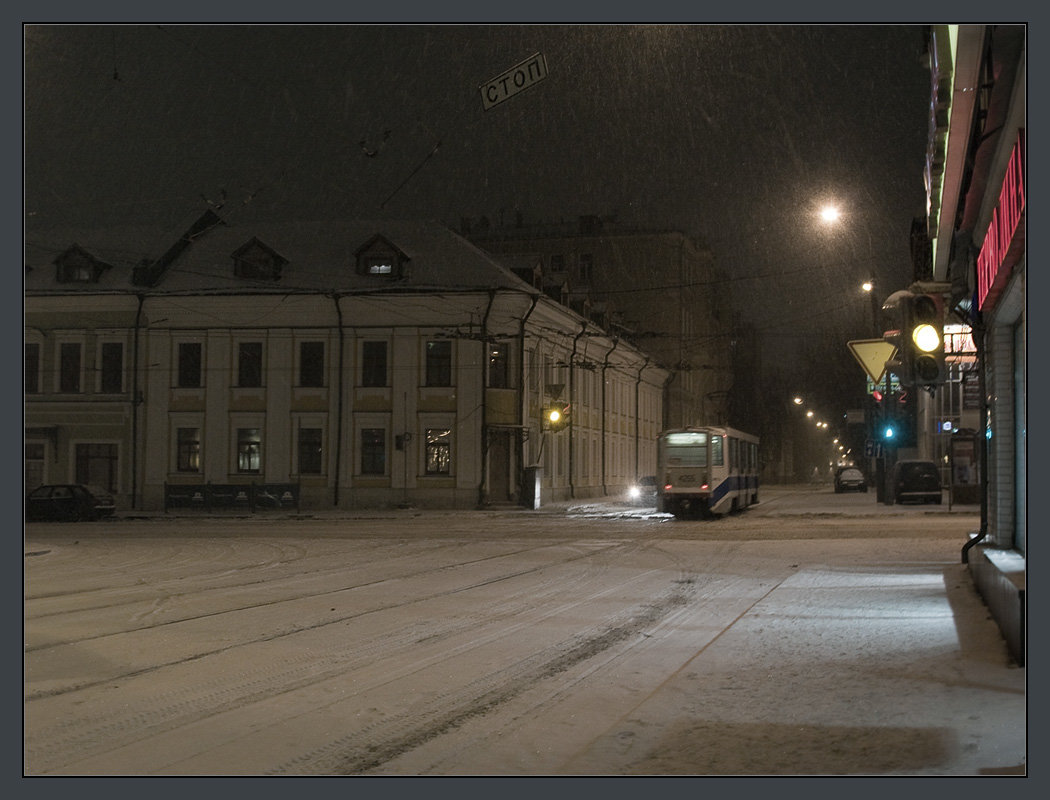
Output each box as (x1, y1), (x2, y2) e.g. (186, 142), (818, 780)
(24, 486), (1024, 776)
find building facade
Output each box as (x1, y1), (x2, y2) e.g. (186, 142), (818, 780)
(25, 215), (668, 512)
(464, 215), (735, 430)
(920, 24), (1025, 664)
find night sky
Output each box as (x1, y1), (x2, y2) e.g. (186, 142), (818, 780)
(24, 23), (934, 420)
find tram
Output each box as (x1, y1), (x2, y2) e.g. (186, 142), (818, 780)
(656, 426), (759, 519)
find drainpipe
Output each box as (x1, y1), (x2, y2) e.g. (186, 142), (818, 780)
(962, 313), (989, 563)
(600, 336), (620, 494)
(568, 322), (586, 498)
(131, 294), (145, 509)
(332, 294), (345, 507)
(477, 289), (498, 507)
(661, 370), (677, 432)
(634, 357), (650, 479)
(518, 294), (539, 500)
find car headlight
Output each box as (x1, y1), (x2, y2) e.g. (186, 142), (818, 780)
(628, 486), (641, 499)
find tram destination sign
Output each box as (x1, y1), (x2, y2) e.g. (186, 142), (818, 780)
(480, 53), (549, 110)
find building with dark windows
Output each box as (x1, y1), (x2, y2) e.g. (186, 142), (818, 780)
(25, 213), (668, 511)
(464, 215), (736, 431)
(918, 24), (1025, 664)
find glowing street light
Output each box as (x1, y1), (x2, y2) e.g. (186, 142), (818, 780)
(818, 201), (881, 336)
(820, 205), (841, 223)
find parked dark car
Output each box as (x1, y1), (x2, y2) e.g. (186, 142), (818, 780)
(834, 466), (868, 493)
(892, 460), (943, 504)
(25, 484), (116, 522)
(627, 475), (658, 506)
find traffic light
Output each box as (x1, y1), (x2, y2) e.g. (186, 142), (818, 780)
(881, 289), (946, 387)
(880, 421), (899, 442)
(544, 404), (570, 431)
(909, 292), (946, 385)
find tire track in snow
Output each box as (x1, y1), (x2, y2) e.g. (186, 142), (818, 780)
(266, 571), (697, 775)
(28, 538), (663, 773)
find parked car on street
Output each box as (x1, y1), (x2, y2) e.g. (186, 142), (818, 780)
(833, 466), (868, 493)
(892, 460), (943, 504)
(25, 484), (116, 522)
(626, 476), (658, 506)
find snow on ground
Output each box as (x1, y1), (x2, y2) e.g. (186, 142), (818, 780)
(23, 486), (1023, 776)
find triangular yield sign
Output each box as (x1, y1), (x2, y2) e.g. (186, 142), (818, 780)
(847, 339), (898, 385)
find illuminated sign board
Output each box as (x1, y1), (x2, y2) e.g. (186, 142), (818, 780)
(944, 324), (977, 362)
(977, 130), (1026, 310)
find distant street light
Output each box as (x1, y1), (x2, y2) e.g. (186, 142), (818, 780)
(820, 205), (841, 223)
(793, 396), (803, 405)
(862, 279), (879, 336)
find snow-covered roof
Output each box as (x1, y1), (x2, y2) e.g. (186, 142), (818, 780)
(24, 213), (538, 297)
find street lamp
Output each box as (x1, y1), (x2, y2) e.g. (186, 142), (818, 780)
(816, 201), (881, 337)
(819, 205), (841, 224)
(862, 279), (880, 337)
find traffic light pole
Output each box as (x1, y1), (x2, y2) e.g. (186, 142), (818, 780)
(876, 369), (891, 504)
(877, 286), (948, 504)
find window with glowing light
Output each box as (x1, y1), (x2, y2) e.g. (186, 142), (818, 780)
(237, 428), (261, 473)
(425, 428), (452, 474)
(177, 427), (201, 472)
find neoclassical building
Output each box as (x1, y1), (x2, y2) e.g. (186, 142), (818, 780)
(25, 211), (668, 511)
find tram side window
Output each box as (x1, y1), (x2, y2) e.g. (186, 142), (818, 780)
(729, 437), (739, 470)
(710, 435), (724, 466)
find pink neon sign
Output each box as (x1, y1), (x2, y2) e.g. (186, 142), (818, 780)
(977, 130), (1026, 310)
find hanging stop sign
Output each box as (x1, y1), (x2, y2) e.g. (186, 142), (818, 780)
(480, 53), (548, 110)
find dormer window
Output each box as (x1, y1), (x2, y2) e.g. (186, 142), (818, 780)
(62, 264), (93, 282)
(54, 244), (110, 284)
(355, 234), (408, 279)
(365, 257), (394, 275)
(231, 238), (288, 282)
